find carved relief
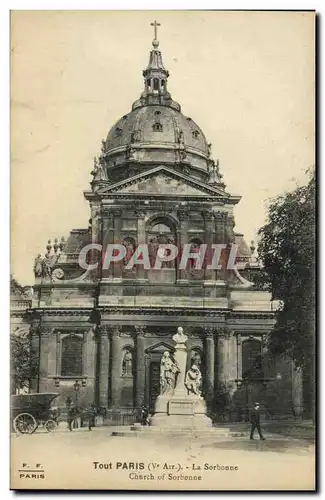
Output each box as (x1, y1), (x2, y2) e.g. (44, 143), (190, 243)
(134, 325), (146, 336)
(204, 327), (215, 338)
(217, 328), (233, 340)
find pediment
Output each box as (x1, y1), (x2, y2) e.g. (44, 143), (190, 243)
(98, 166), (230, 198)
(145, 341), (174, 354)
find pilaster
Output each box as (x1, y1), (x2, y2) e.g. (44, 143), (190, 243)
(135, 210), (147, 281)
(177, 207), (189, 282)
(135, 326), (146, 407)
(204, 327), (215, 404)
(99, 326), (110, 407)
(110, 326), (123, 407)
(202, 210), (215, 282)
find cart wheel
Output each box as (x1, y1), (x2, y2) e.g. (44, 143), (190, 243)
(45, 419), (57, 433)
(13, 413), (37, 435)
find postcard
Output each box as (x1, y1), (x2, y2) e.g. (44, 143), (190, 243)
(10, 10), (315, 491)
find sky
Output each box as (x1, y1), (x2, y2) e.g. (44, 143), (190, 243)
(10, 10), (315, 285)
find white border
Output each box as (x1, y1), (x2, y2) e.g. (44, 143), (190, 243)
(2, 2), (322, 499)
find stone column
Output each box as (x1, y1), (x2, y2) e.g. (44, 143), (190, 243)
(203, 210), (216, 282)
(110, 327), (122, 408)
(99, 326), (110, 407)
(135, 326), (146, 408)
(102, 210), (114, 279)
(90, 203), (102, 280)
(135, 210), (147, 281)
(39, 330), (50, 382)
(292, 364), (303, 418)
(29, 323), (41, 392)
(112, 208), (123, 280)
(224, 214), (236, 282)
(216, 331), (226, 386)
(236, 334), (242, 381)
(177, 208), (189, 282)
(205, 328), (215, 403)
(216, 329), (237, 389)
(214, 211), (226, 281)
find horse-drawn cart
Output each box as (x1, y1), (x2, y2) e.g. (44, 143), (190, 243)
(11, 393), (59, 434)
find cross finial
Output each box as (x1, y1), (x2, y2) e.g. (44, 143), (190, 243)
(150, 20), (161, 48)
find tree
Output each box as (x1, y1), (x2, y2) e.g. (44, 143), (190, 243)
(10, 333), (38, 394)
(257, 169), (315, 417)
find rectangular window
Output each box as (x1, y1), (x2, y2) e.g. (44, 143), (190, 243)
(61, 335), (83, 377)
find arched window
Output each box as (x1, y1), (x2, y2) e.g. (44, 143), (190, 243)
(153, 78), (159, 91)
(151, 223), (171, 233)
(192, 130), (200, 139)
(61, 335), (83, 377)
(147, 217), (177, 283)
(115, 127), (122, 137)
(153, 123), (163, 132)
(242, 338), (262, 379)
(188, 238), (203, 270)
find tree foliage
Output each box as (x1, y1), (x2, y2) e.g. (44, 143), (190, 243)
(257, 169), (315, 370)
(10, 333), (38, 394)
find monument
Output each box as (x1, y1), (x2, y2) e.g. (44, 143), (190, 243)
(150, 327), (213, 429)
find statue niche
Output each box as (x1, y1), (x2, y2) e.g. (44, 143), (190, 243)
(122, 348), (133, 377)
(122, 237), (136, 266)
(190, 349), (202, 368)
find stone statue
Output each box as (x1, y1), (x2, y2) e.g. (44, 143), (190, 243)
(42, 254), (53, 279)
(191, 351), (201, 367)
(122, 350), (133, 376)
(172, 326), (188, 346)
(160, 351), (179, 396)
(91, 156), (106, 182)
(208, 161), (218, 184)
(185, 363), (202, 396)
(122, 238), (135, 266)
(33, 254), (43, 278)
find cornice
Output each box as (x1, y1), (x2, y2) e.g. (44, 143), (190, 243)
(24, 307), (275, 321)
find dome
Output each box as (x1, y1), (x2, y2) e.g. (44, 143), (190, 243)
(105, 106), (210, 157)
(94, 32), (223, 186)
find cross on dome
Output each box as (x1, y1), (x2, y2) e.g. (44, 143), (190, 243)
(150, 20), (161, 48)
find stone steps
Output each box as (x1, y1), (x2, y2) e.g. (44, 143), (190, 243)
(110, 425), (239, 439)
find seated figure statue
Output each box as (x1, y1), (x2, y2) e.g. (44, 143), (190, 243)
(185, 363), (202, 396)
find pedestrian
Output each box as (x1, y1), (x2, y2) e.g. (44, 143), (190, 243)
(250, 402), (266, 440)
(140, 405), (149, 426)
(88, 403), (97, 431)
(67, 403), (75, 432)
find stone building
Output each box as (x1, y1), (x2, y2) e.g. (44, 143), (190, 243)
(20, 29), (303, 420)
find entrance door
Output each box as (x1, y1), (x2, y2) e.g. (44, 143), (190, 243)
(149, 361), (161, 411)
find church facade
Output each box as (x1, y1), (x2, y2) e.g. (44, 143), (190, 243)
(18, 29), (303, 421)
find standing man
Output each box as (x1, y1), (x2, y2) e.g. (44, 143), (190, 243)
(140, 405), (149, 426)
(67, 402), (75, 432)
(88, 403), (97, 431)
(250, 402), (266, 440)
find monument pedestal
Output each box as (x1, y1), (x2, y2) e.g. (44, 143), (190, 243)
(150, 394), (212, 429)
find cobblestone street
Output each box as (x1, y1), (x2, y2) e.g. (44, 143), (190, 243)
(11, 426), (315, 491)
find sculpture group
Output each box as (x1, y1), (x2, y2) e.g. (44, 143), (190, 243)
(159, 327), (202, 397)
